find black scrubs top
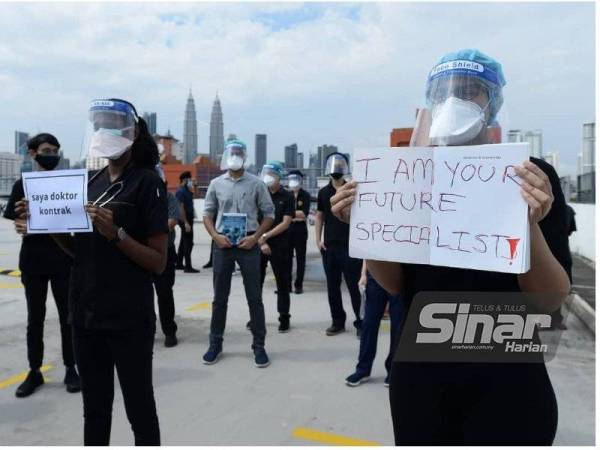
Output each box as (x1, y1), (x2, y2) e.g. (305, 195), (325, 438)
(401, 157), (571, 303)
(266, 186), (294, 246)
(394, 158), (571, 379)
(290, 188), (311, 234)
(317, 182), (350, 246)
(69, 165), (168, 330)
(4, 178), (72, 275)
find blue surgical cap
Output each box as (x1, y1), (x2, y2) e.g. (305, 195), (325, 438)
(264, 160), (285, 178)
(225, 139), (247, 151)
(426, 49), (506, 121)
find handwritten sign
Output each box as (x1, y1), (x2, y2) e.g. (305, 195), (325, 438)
(23, 169), (92, 234)
(349, 143), (530, 274)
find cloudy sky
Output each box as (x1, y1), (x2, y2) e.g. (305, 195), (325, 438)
(0, 1), (594, 177)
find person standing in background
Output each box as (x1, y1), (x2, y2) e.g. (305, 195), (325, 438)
(287, 170), (311, 295)
(4, 133), (80, 398)
(153, 164), (179, 347)
(176, 171), (199, 273)
(257, 162), (294, 332)
(315, 152), (363, 338)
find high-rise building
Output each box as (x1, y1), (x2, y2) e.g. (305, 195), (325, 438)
(297, 152), (304, 170)
(507, 129), (524, 143)
(227, 133), (237, 141)
(255, 134), (267, 170)
(578, 122), (595, 202)
(0, 152), (23, 197)
(14, 131), (29, 155)
(183, 90), (198, 164)
(209, 93), (224, 164)
(542, 152), (560, 172)
(284, 144), (298, 169)
(142, 112), (157, 135)
(582, 122), (595, 174)
(86, 157), (108, 171)
(524, 130), (543, 158)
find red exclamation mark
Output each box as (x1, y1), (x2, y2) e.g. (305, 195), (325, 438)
(506, 238), (520, 265)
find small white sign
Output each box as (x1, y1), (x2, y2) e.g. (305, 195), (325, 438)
(23, 169), (93, 234)
(349, 143), (530, 274)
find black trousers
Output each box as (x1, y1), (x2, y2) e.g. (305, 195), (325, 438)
(73, 325), (160, 446)
(321, 242), (362, 329)
(260, 240), (291, 318)
(176, 220), (194, 269)
(21, 272), (74, 370)
(288, 226), (307, 290)
(390, 362), (558, 445)
(210, 245), (266, 349)
(152, 246), (178, 337)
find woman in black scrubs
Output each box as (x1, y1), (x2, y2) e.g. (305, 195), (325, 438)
(330, 50), (571, 445)
(16, 98), (167, 445)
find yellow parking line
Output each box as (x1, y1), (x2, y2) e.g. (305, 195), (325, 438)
(0, 282), (23, 289)
(0, 268), (20, 277)
(292, 427), (380, 446)
(381, 323), (390, 332)
(0, 365), (54, 390)
(185, 302), (211, 312)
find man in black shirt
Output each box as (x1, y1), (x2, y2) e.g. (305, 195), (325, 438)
(258, 162), (294, 332)
(315, 152), (362, 337)
(4, 133), (80, 398)
(287, 170), (311, 294)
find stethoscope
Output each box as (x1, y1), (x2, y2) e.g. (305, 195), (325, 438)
(88, 166), (132, 208)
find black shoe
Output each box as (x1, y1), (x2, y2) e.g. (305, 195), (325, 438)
(278, 316), (290, 333)
(202, 262), (213, 269)
(326, 325), (345, 336)
(15, 370), (44, 398)
(246, 320), (252, 330)
(184, 267), (200, 273)
(294, 288), (303, 294)
(164, 334), (178, 348)
(64, 366), (81, 393)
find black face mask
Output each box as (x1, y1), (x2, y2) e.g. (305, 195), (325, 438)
(330, 173), (344, 180)
(35, 154), (60, 170)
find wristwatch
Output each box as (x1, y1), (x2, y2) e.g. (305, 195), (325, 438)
(261, 233), (269, 243)
(110, 227), (127, 244)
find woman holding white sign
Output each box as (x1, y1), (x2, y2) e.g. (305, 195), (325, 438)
(330, 50), (571, 445)
(16, 99), (167, 446)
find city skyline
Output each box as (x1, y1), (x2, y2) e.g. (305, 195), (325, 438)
(0, 2), (594, 178)
(183, 90), (198, 164)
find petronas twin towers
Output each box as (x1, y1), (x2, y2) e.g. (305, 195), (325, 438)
(183, 90), (224, 164)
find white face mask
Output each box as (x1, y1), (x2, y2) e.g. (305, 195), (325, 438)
(429, 97), (486, 146)
(186, 179), (193, 189)
(89, 129), (133, 160)
(263, 174), (277, 187)
(289, 180), (301, 190)
(227, 155), (244, 171)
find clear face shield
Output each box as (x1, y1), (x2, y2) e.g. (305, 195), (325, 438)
(421, 67), (503, 147)
(324, 154), (349, 180)
(220, 143), (247, 171)
(82, 99), (138, 161)
(288, 174), (303, 190)
(260, 165), (281, 188)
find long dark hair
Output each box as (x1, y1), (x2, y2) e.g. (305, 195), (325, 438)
(131, 116), (159, 169)
(107, 98), (158, 169)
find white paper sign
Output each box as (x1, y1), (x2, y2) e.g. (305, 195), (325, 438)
(349, 143), (530, 274)
(23, 169), (93, 234)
